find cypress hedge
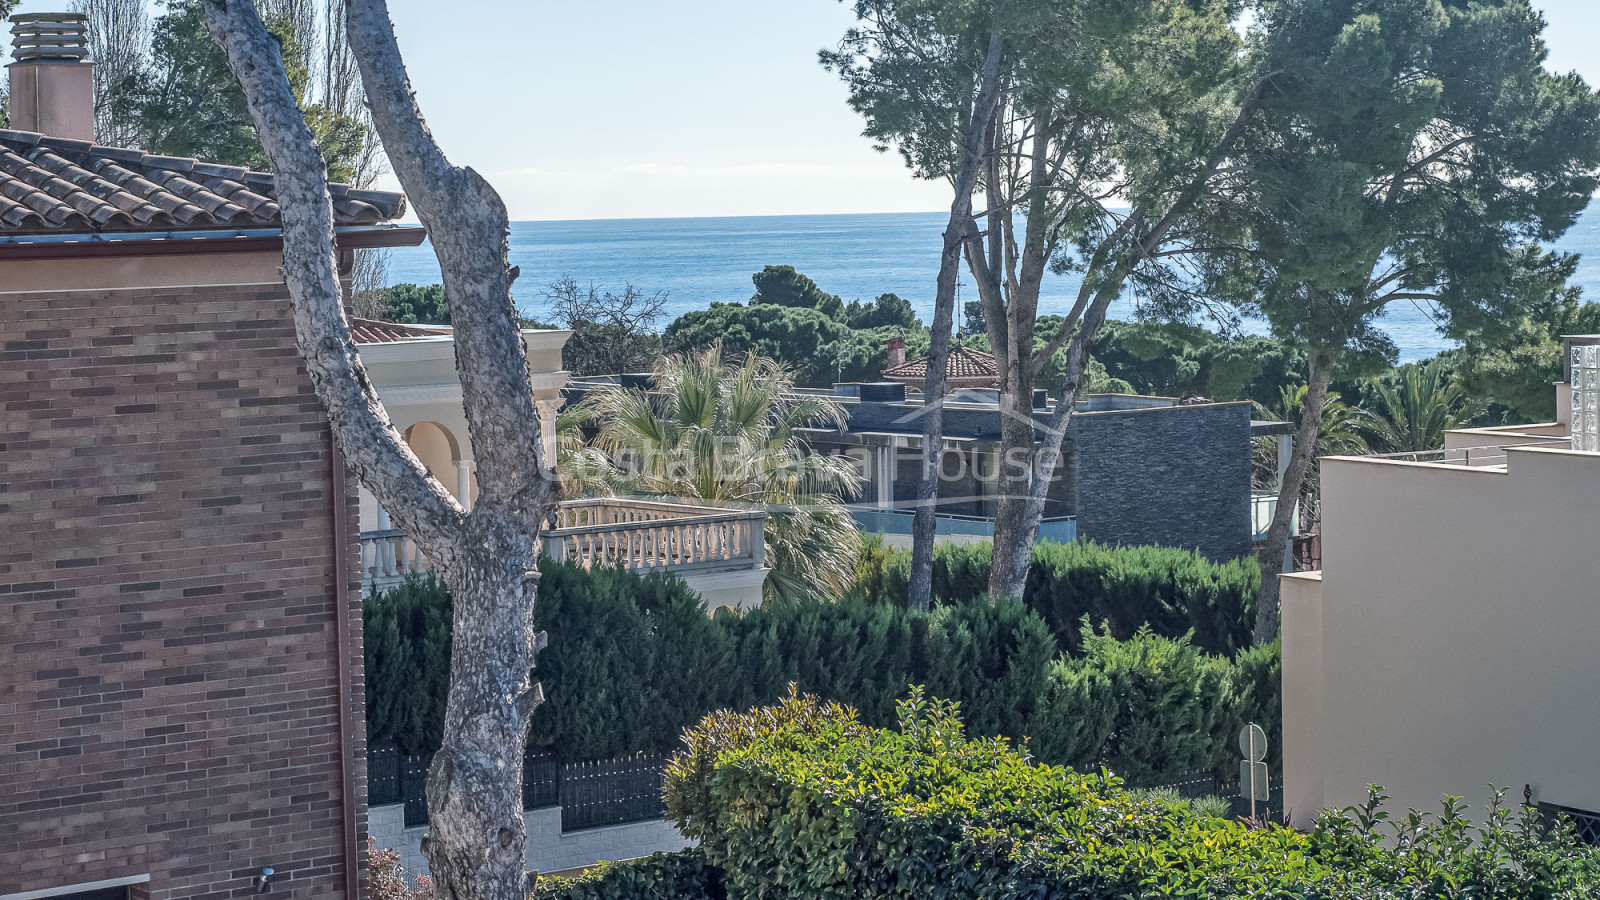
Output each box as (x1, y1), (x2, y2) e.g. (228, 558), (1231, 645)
(858, 538), (1260, 656)
(364, 556), (1279, 781)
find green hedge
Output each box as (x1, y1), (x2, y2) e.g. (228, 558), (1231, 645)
(860, 539), (1260, 656)
(365, 561), (1277, 781)
(537, 850), (719, 900)
(657, 691), (1600, 900)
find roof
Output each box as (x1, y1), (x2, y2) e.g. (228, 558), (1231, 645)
(0, 129), (406, 234)
(883, 344), (1001, 387)
(349, 318), (451, 345)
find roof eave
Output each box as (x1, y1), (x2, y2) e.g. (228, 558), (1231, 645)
(0, 224), (426, 262)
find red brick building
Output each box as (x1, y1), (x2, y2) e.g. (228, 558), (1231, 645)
(0, 17), (424, 899)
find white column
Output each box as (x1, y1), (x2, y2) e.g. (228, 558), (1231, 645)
(876, 445), (893, 509)
(1278, 434), (1295, 573)
(454, 459), (475, 512)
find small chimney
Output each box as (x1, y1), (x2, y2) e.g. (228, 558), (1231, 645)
(7, 13), (94, 141)
(886, 332), (906, 369)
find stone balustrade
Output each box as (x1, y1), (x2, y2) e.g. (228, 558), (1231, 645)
(360, 498), (766, 593)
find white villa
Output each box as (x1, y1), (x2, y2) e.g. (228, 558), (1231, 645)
(350, 318), (769, 611)
(1282, 335), (1600, 842)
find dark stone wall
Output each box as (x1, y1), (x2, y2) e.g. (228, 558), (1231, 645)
(1067, 402), (1254, 562)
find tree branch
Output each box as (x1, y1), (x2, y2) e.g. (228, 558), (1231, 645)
(344, 0), (554, 513)
(200, 0), (461, 549)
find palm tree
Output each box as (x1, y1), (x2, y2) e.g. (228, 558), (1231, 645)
(1252, 385), (1368, 529)
(570, 345), (864, 603)
(1359, 360), (1487, 454)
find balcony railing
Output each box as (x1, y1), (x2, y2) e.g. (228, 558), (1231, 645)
(848, 507), (1077, 544)
(543, 498), (765, 575)
(360, 498), (766, 593)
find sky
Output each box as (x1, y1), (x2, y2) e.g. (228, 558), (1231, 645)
(10, 0), (1600, 221)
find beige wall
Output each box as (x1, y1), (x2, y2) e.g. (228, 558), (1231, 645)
(0, 252), (288, 295)
(356, 329), (572, 531)
(1283, 447), (1600, 827)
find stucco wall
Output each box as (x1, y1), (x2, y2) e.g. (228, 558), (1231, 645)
(370, 804), (692, 879)
(1284, 448), (1600, 827)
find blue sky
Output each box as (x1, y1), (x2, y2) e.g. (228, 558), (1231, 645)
(10, 1), (1600, 221)
(377, 0), (1600, 220)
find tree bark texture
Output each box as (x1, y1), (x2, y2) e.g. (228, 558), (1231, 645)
(1253, 353), (1331, 646)
(203, 3), (558, 898)
(908, 30), (1006, 612)
(982, 86), (1266, 602)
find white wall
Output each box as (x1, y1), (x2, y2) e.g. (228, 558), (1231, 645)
(370, 804), (693, 879)
(1283, 447), (1600, 827)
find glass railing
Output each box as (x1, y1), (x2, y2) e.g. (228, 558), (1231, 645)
(849, 507), (1076, 543)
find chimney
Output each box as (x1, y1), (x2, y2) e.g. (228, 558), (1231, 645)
(7, 13), (94, 141)
(886, 332), (906, 369)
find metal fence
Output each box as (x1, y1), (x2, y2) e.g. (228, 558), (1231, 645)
(560, 753), (669, 832)
(373, 746), (1281, 833)
(368, 743), (663, 832)
(1132, 769), (1287, 821)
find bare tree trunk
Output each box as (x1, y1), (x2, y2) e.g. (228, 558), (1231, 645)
(908, 30), (1005, 612)
(72, 0), (148, 146)
(202, 3), (557, 898)
(991, 86), (1266, 602)
(981, 120), (1049, 600)
(1253, 353), (1330, 645)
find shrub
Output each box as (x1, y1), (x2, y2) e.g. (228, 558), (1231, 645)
(536, 850), (720, 900)
(667, 691), (1600, 900)
(527, 561), (729, 760)
(363, 573), (453, 754)
(367, 838), (434, 899)
(864, 539), (1260, 656)
(367, 561), (1277, 786)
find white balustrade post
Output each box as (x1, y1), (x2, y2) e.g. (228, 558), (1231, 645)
(750, 516), (766, 568)
(375, 506), (396, 577)
(361, 536), (376, 588)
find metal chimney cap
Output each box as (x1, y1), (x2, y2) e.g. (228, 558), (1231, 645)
(10, 12), (90, 63)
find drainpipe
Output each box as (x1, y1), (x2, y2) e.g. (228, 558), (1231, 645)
(329, 436), (362, 898)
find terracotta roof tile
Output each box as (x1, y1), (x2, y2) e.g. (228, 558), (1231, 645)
(349, 318), (450, 344)
(0, 129), (406, 235)
(883, 344), (1001, 387)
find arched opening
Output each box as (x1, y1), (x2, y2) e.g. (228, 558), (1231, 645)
(403, 421), (472, 505)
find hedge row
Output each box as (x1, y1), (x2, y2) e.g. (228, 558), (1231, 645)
(365, 559), (1279, 781)
(855, 538), (1260, 656)
(558, 691), (1600, 900)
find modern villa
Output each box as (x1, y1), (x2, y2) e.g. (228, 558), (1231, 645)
(1282, 335), (1600, 840)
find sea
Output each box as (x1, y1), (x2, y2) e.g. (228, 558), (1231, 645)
(383, 210), (1600, 365)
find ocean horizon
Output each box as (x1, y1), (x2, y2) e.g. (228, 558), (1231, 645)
(383, 210), (1600, 365)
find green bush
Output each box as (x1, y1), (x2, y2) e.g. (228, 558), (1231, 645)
(537, 850), (720, 900)
(865, 539), (1260, 656)
(367, 560), (1276, 786)
(666, 690), (1600, 900)
(363, 572), (453, 754)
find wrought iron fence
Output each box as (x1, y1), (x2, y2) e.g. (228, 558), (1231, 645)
(368, 743), (663, 832)
(1539, 802), (1600, 847)
(560, 753), (668, 832)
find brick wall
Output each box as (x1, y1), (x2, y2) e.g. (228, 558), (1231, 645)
(0, 281), (364, 899)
